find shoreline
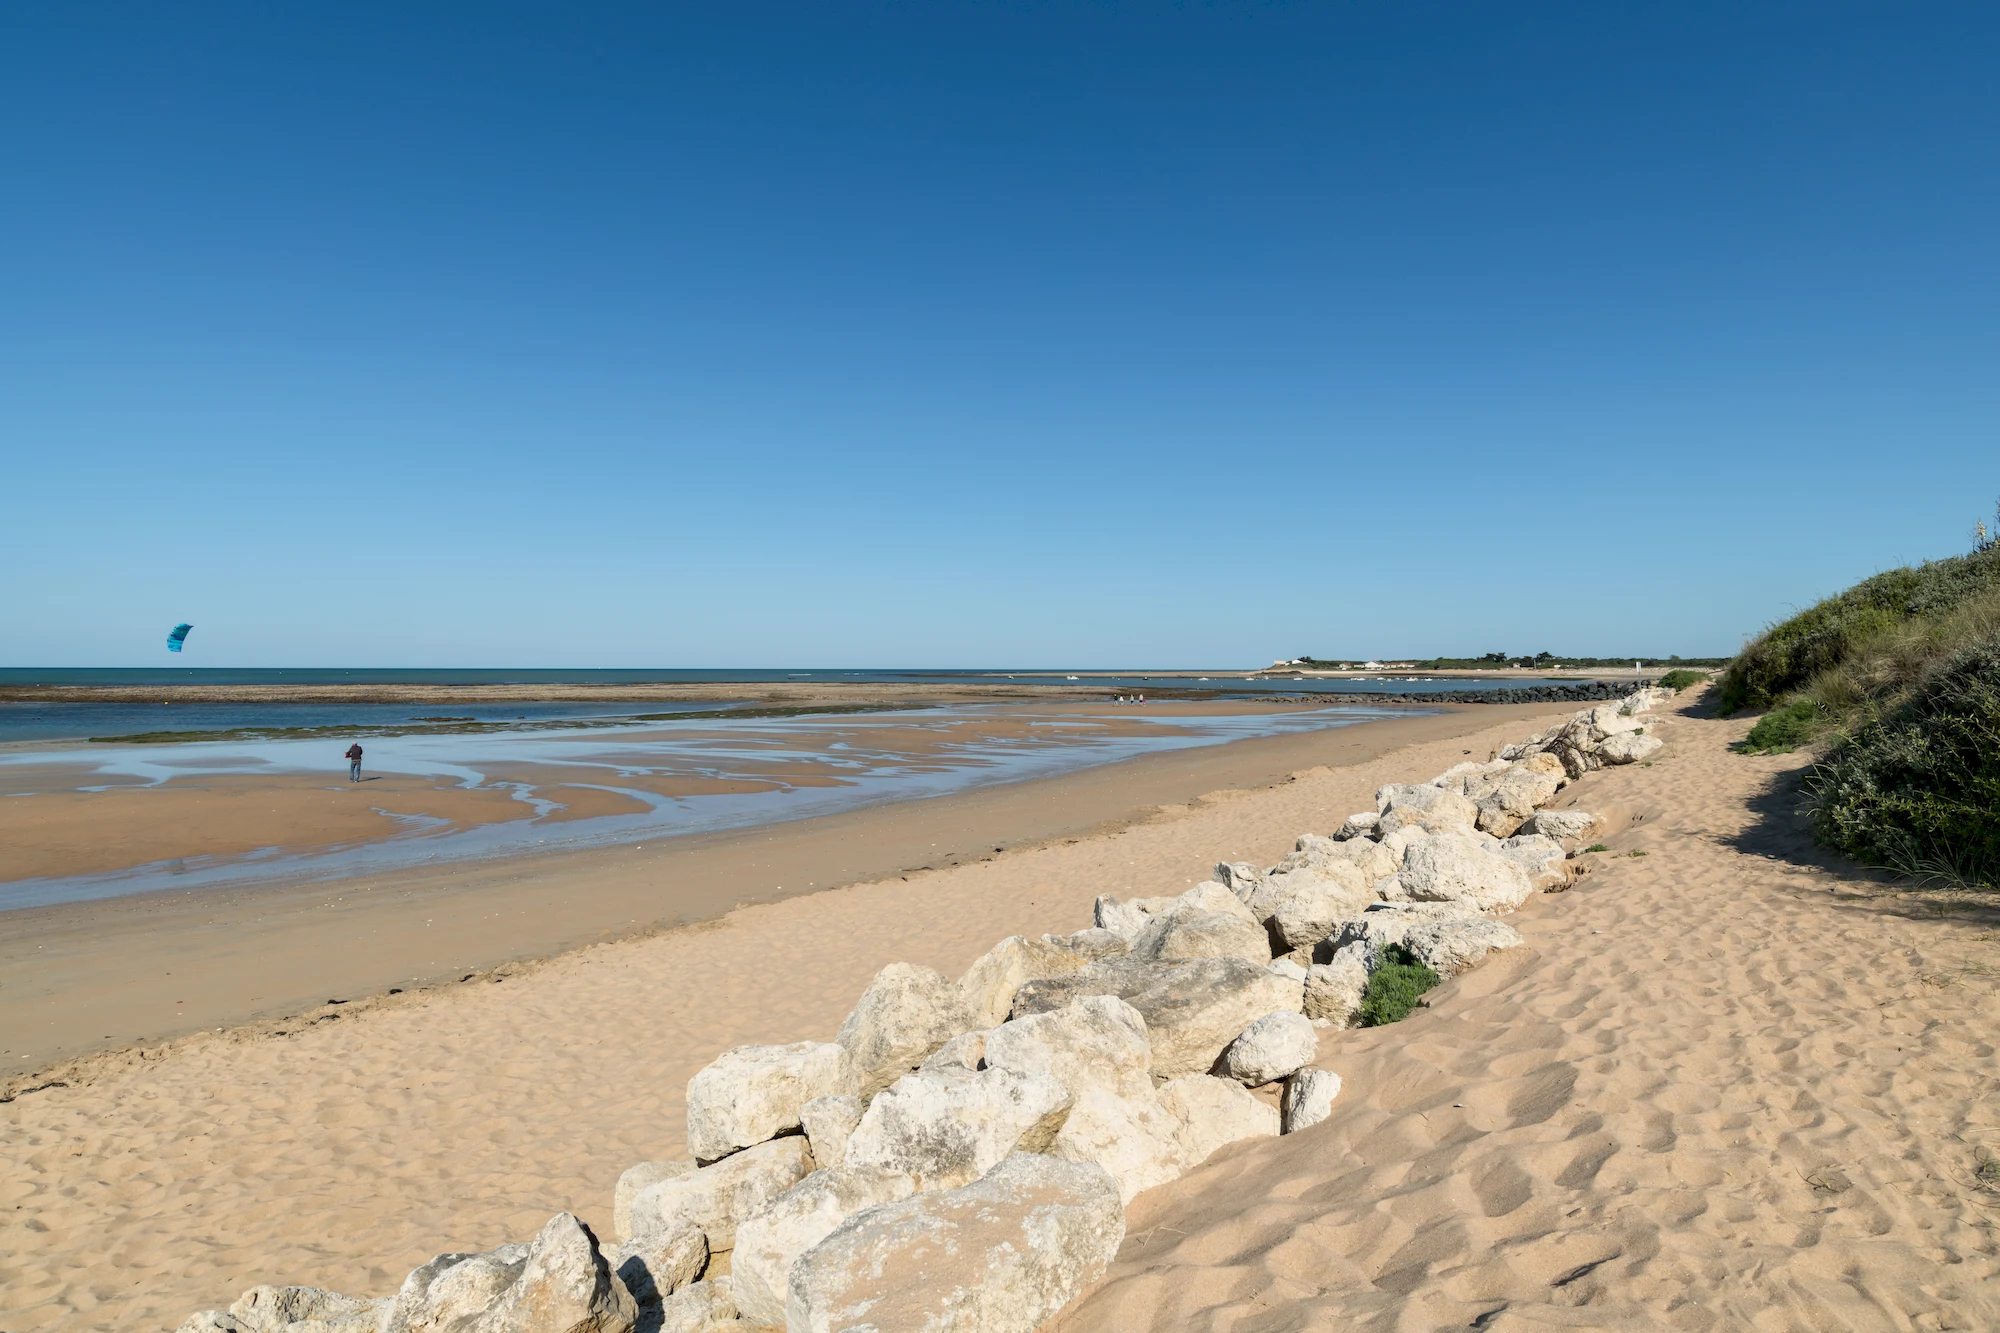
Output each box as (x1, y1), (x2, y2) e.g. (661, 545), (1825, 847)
(0, 702), (1557, 1082)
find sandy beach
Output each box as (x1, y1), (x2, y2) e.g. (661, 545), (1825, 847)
(5, 692), (1996, 1331)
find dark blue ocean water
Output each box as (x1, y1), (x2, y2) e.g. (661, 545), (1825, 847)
(0, 667), (1569, 744)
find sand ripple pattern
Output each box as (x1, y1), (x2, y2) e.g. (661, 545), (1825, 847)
(1057, 711), (2000, 1332)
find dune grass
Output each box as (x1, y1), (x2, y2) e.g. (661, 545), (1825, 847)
(1718, 510), (2000, 887)
(1657, 668), (1711, 691)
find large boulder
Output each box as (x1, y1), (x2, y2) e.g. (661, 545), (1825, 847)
(1156, 1075), (1280, 1163)
(1398, 918), (1525, 978)
(1213, 861), (1264, 897)
(1597, 731), (1664, 765)
(1374, 784), (1479, 836)
(1302, 946), (1371, 1028)
(836, 962), (975, 1099)
(1399, 833), (1536, 912)
(797, 1095), (864, 1170)
(1213, 1010), (1318, 1087)
(729, 1164), (919, 1327)
(982, 994), (1154, 1099)
(629, 1136), (814, 1251)
(653, 1278), (736, 1333)
(1260, 870), (1377, 954)
(1520, 808), (1598, 842)
(1463, 765), (1564, 837)
(1587, 702), (1646, 740)
(1129, 907), (1272, 965)
(1333, 812), (1379, 841)
(382, 1214), (634, 1333)
(685, 1041), (849, 1164)
(1281, 1068), (1342, 1133)
(1046, 1085), (1188, 1204)
(227, 1287), (386, 1333)
(1011, 957), (1303, 1079)
(1040, 927), (1131, 960)
(613, 1161), (691, 1243)
(843, 1064), (1072, 1191)
(958, 937), (1092, 1028)
(786, 1154), (1124, 1333)
(1493, 833), (1568, 890)
(608, 1218), (706, 1310)
(383, 1244), (534, 1333)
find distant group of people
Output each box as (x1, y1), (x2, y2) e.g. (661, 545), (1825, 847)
(1113, 693), (1148, 705)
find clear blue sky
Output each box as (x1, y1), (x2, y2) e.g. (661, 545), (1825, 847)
(4, 3), (1996, 667)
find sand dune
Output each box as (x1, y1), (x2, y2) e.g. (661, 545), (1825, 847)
(4, 698), (1996, 1331)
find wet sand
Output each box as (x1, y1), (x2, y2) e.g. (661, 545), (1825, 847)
(0, 703), (1540, 1077)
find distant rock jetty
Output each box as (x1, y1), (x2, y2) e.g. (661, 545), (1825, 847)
(174, 688), (1675, 1333)
(1340, 679), (1655, 706)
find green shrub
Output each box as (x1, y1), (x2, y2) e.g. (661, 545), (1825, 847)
(1739, 698), (1822, 754)
(1718, 546), (2000, 714)
(1583, 843), (1609, 853)
(1657, 668), (1711, 691)
(1357, 946), (1440, 1027)
(1805, 635), (2000, 887)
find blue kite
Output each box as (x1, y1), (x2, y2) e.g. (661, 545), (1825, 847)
(167, 623), (193, 653)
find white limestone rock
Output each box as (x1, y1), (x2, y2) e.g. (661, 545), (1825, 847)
(1128, 907), (1272, 965)
(1398, 918), (1524, 978)
(1597, 731), (1664, 765)
(1048, 1085), (1189, 1203)
(835, 962), (976, 1099)
(918, 1029), (988, 1074)
(1213, 860), (1264, 898)
(843, 1064), (1072, 1191)
(629, 1136), (814, 1251)
(1520, 808), (1598, 842)
(608, 1217), (706, 1310)
(1266, 957), (1308, 982)
(729, 1165), (919, 1327)
(786, 1153), (1124, 1333)
(1319, 835), (1399, 883)
(1494, 833), (1569, 889)
(1374, 783), (1480, 836)
(398, 1213), (634, 1333)
(1156, 1075), (1280, 1164)
(1333, 811), (1379, 841)
(1041, 927), (1131, 960)
(227, 1287), (386, 1333)
(614, 1161), (692, 1243)
(654, 1278), (736, 1333)
(685, 1041), (849, 1164)
(1259, 867), (1376, 954)
(1399, 833), (1536, 913)
(1213, 1010), (1318, 1087)
(1463, 765), (1564, 837)
(1587, 702), (1646, 740)
(1177, 880), (1260, 921)
(958, 936), (1092, 1028)
(1281, 1068), (1343, 1133)
(1302, 946), (1371, 1028)
(1011, 957), (1304, 1079)
(797, 1094), (865, 1170)
(982, 994), (1154, 1099)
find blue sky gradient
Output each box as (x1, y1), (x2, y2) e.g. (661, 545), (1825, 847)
(4, 3), (1996, 666)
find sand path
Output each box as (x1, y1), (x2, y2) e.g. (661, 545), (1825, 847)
(1058, 702), (2000, 1331)
(6, 698), (1997, 1331)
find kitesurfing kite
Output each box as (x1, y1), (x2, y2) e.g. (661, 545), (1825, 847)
(167, 623), (193, 653)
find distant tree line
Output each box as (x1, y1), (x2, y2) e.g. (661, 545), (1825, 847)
(1295, 652), (1731, 670)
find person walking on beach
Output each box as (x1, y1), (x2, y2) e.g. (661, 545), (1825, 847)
(345, 742), (363, 782)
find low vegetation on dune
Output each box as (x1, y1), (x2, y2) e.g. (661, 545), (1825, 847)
(1356, 946), (1440, 1027)
(1720, 503), (2000, 886)
(1656, 668), (1711, 692)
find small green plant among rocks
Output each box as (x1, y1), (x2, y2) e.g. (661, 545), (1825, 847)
(1357, 945), (1440, 1027)
(1583, 843), (1610, 853)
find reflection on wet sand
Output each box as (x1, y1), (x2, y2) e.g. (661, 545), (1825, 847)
(0, 700), (1411, 907)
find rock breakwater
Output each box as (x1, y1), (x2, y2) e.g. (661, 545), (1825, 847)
(173, 689), (1676, 1333)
